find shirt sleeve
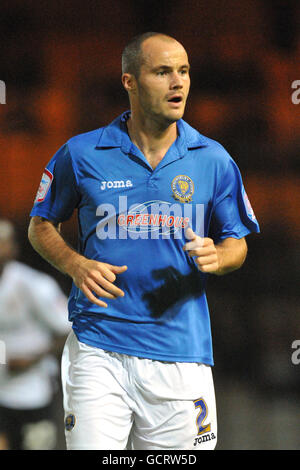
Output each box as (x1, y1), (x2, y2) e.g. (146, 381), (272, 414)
(30, 143), (80, 223)
(209, 157), (260, 242)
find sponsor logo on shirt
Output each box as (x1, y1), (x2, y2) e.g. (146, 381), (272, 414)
(117, 201), (190, 236)
(95, 196), (204, 240)
(100, 180), (133, 191)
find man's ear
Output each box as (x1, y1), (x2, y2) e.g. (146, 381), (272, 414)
(122, 73), (137, 94)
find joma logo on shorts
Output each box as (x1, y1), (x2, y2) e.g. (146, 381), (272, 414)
(193, 432), (216, 446)
(100, 180), (133, 190)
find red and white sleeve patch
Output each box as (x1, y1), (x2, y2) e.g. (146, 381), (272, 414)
(242, 187), (256, 221)
(34, 169), (53, 203)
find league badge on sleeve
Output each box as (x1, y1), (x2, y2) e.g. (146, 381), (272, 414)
(34, 169), (53, 203)
(242, 186), (257, 222)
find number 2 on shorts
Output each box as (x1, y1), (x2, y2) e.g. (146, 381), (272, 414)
(193, 398), (211, 435)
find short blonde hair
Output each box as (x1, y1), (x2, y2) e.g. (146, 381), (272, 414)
(121, 32), (176, 77)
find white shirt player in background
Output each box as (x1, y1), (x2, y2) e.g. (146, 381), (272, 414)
(0, 219), (70, 450)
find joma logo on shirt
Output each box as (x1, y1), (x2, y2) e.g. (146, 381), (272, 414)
(100, 180), (133, 190)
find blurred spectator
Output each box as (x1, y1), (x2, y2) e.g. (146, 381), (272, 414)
(0, 220), (70, 450)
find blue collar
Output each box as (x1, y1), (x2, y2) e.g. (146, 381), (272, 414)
(95, 111), (208, 165)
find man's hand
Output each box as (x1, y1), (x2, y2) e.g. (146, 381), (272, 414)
(183, 227), (247, 275)
(28, 217), (128, 308)
(183, 227), (219, 273)
(68, 257), (128, 308)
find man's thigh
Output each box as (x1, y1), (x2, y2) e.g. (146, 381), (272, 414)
(61, 331), (133, 450)
(128, 361), (217, 450)
(62, 332), (217, 450)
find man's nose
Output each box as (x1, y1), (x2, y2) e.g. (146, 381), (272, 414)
(169, 72), (183, 89)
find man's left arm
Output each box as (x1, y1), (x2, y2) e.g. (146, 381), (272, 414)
(183, 227), (248, 276)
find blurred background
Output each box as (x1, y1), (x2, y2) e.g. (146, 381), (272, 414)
(0, 0), (299, 450)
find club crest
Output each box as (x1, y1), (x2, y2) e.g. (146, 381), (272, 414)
(171, 175), (194, 203)
(65, 414), (76, 431)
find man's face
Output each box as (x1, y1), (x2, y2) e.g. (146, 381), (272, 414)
(131, 37), (191, 126)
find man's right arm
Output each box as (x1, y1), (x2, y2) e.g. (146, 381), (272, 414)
(28, 216), (127, 307)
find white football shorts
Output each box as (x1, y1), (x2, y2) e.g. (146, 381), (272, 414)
(61, 330), (217, 450)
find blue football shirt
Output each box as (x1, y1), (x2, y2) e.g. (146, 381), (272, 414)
(30, 111), (259, 364)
